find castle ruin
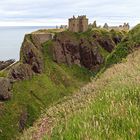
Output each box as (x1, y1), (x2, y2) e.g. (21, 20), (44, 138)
(103, 23), (130, 31)
(68, 15), (89, 32)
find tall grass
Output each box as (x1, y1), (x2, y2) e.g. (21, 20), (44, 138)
(39, 49), (140, 140)
(105, 24), (140, 67)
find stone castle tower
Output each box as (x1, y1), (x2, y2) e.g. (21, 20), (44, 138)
(68, 15), (88, 32)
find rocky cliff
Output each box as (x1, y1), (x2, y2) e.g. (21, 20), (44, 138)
(0, 28), (126, 139)
(0, 32), (53, 101)
(0, 29), (124, 102)
(9, 33), (53, 80)
(52, 29), (124, 71)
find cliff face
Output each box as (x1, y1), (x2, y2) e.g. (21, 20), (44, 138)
(1, 29), (124, 101)
(8, 29), (124, 80)
(9, 33), (53, 80)
(52, 29), (123, 71)
(20, 34), (44, 73)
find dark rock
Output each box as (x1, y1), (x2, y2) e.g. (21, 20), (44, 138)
(19, 110), (28, 132)
(0, 78), (13, 101)
(0, 59), (15, 71)
(7, 33), (53, 81)
(79, 45), (104, 69)
(9, 63), (34, 80)
(20, 35), (44, 73)
(52, 31), (107, 71)
(97, 39), (115, 53)
(19, 33), (53, 74)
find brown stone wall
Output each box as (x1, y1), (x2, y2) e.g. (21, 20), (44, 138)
(69, 16), (88, 32)
(79, 19), (88, 32)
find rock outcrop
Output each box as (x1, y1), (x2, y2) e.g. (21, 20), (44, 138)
(52, 30), (120, 71)
(20, 34), (44, 74)
(9, 63), (34, 80)
(0, 59), (15, 71)
(0, 32), (54, 102)
(0, 78), (13, 101)
(20, 33), (53, 73)
(9, 33), (53, 80)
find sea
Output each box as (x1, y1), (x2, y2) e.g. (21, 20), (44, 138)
(0, 26), (54, 61)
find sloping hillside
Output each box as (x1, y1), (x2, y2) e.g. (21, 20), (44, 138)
(0, 38), (93, 140)
(0, 28), (124, 139)
(21, 47), (140, 140)
(105, 24), (140, 67)
(20, 25), (140, 140)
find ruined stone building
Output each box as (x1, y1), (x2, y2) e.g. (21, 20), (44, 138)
(68, 15), (89, 32)
(103, 23), (130, 31)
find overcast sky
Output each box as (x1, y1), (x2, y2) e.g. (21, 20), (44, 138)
(0, 0), (140, 26)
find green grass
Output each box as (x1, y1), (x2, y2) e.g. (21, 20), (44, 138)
(51, 86), (140, 140)
(42, 48), (140, 140)
(19, 25), (140, 140)
(105, 24), (140, 67)
(0, 70), (7, 77)
(0, 27), (129, 139)
(0, 41), (93, 140)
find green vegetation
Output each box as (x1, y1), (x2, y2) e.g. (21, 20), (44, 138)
(0, 41), (93, 140)
(32, 28), (66, 34)
(20, 24), (140, 140)
(0, 70), (7, 77)
(105, 24), (140, 67)
(43, 48), (140, 140)
(0, 25), (135, 139)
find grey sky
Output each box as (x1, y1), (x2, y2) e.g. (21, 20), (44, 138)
(0, 0), (140, 26)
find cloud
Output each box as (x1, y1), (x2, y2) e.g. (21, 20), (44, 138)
(0, 0), (140, 26)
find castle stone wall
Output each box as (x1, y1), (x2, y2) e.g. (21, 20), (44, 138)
(69, 16), (88, 32)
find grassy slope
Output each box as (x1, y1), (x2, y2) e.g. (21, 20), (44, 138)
(0, 28), (126, 139)
(105, 24), (140, 67)
(37, 26), (140, 139)
(0, 41), (93, 140)
(44, 48), (140, 140)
